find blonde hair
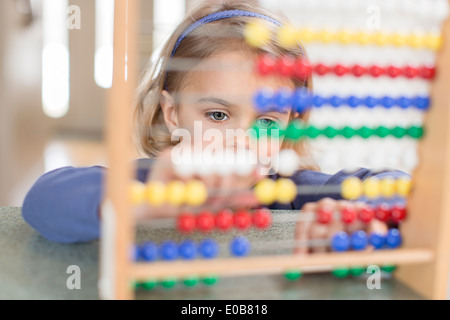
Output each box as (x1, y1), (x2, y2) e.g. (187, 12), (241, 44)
(134, 0), (319, 171)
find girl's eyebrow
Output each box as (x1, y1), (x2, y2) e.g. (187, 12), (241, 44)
(197, 97), (235, 107)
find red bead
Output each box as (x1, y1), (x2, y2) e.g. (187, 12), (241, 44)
(333, 64), (350, 76)
(177, 213), (196, 233)
(358, 205), (374, 223)
(234, 210), (252, 230)
(390, 205), (407, 222)
(419, 66), (436, 79)
(276, 56), (295, 77)
(369, 65), (385, 77)
(404, 65), (419, 78)
(215, 209), (233, 231)
(196, 211), (215, 232)
(252, 208), (272, 229)
(317, 205), (333, 224)
(341, 206), (357, 224)
(375, 204), (391, 222)
(314, 63), (330, 76)
(256, 54), (276, 76)
(351, 65), (367, 77)
(294, 58), (312, 80)
(386, 65), (402, 78)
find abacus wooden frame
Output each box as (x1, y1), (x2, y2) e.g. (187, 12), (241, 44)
(99, 0), (450, 300)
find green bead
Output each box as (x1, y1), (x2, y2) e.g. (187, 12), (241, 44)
(160, 277), (177, 289)
(306, 126), (321, 139)
(341, 126), (356, 139)
(381, 265), (397, 273)
(376, 126), (390, 138)
(286, 120), (306, 140)
(408, 126), (424, 139)
(202, 275), (219, 286)
(268, 123), (285, 138)
(324, 126), (338, 138)
(392, 126), (407, 138)
(141, 279), (157, 290)
(357, 126), (373, 139)
(183, 276), (200, 287)
(284, 269), (303, 281)
(332, 267), (350, 278)
(349, 266), (365, 277)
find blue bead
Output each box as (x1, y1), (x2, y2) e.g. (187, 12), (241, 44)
(328, 95), (344, 108)
(385, 229), (402, 248)
(160, 241), (178, 261)
(178, 240), (197, 260)
(312, 94), (326, 107)
(273, 88), (293, 110)
(396, 96), (412, 109)
(200, 239), (219, 259)
(140, 242), (158, 262)
(292, 88), (312, 113)
(364, 96), (378, 108)
(230, 236), (250, 257)
(369, 232), (385, 250)
(350, 230), (368, 251)
(331, 232), (350, 252)
(254, 89), (273, 112)
(381, 96), (396, 108)
(347, 96), (361, 108)
(414, 96), (431, 111)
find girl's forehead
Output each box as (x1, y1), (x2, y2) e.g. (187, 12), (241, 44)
(182, 51), (295, 94)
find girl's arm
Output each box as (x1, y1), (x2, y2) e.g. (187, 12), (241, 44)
(22, 159), (153, 244)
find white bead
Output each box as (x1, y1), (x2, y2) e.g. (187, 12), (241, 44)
(234, 149), (258, 176)
(271, 149), (300, 177)
(172, 154), (195, 178)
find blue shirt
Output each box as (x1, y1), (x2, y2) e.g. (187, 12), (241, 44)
(22, 158), (408, 243)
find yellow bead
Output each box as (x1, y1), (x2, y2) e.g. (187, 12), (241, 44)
(380, 177), (396, 197)
(362, 177), (380, 199)
(409, 34), (426, 48)
(297, 28), (314, 42)
(396, 178), (412, 197)
(275, 178), (297, 204)
(165, 181), (186, 206)
(393, 33), (408, 47)
(318, 30), (334, 43)
(356, 32), (372, 45)
(244, 20), (272, 48)
(185, 180), (208, 206)
(341, 177), (363, 200)
(277, 24), (298, 48)
(146, 181), (166, 206)
(426, 34), (443, 50)
(254, 179), (277, 205)
(129, 181), (146, 205)
(336, 30), (354, 44)
(374, 32), (391, 46)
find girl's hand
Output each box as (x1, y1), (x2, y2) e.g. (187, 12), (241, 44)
(134, 147), (264, 222)
(294, 197), (388, 254)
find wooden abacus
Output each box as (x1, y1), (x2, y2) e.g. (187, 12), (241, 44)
(99, 0), (450, 300)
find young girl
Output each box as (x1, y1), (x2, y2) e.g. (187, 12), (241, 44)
(22, 1), (407, 250)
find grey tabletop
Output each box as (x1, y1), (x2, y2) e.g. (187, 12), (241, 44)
(0, 207), (424, 300)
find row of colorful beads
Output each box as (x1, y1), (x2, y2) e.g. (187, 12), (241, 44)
(256, 55), (436, 79)
(254, 89), (431, 112)
(135, 236), (251, 262)
(245, 21), (443, 50)
(316, 203), (407, 225)
(331, 229), (402, 252)
(135, 274), (219, 290)
(177, 209), (272, 233)
(129, 180), (208, 207)
(284, 264), (397, 281)
(252, 123), (424, 141)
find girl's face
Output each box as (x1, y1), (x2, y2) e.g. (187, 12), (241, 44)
(161, 50), (294, 158)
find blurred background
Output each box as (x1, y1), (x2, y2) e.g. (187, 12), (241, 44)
(0, 0), (445, 206)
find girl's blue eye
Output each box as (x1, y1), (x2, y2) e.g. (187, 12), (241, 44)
(207, 111), (229, 122)
(256, 118), (276, 129)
